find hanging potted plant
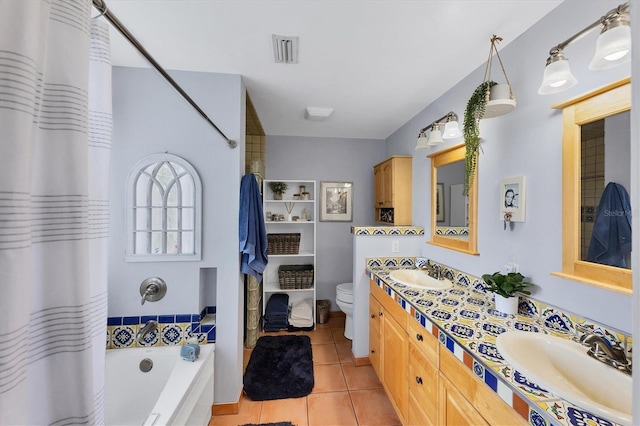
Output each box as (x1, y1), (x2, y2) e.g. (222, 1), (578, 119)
(481, 271), (533, 315)
(462, 35), (516, 195)
(463, 80), (496, 195)
(268, 181), (288, 200)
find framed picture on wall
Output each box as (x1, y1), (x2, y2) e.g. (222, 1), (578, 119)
(436, 182), (445, 222)
(500, 176), (526, 222)
(320, 181), (353, 222)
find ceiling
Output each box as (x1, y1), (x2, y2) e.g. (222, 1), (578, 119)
(105, 0), (564, 140)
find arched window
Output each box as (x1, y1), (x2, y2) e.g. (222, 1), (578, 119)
(126, 153), (202, 261)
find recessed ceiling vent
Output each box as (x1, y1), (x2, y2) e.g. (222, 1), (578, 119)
(272, 34), (298, 64)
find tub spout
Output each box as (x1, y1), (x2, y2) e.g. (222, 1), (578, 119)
(136, 320), (158, 345)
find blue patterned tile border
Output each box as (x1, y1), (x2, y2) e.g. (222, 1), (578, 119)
(435, 226), (469, 236)
(351, 226), (424, 235)
(367, 259), (630, 426)
(106, 306), (216, 349)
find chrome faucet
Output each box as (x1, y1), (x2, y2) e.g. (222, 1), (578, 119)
(136, 320), (158, 345)
(580, 333), (631, 375)
(419, 260), (444, 280)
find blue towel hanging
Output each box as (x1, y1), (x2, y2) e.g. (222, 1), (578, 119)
(587, 182), (632, 267)
(239, 174), (268, 279)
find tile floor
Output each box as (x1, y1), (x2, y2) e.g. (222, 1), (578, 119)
(208, 316), (401, 426)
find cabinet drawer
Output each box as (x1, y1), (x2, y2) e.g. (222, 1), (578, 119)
(408, 343), (438, 423)
(440, 347), (527, 426)
(370, 280), (407, 329)
(407, 318), (438, 366)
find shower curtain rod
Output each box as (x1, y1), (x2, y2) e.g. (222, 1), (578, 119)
(92, 0), (237, 149)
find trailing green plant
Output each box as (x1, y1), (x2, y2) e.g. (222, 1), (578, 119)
(268, 181), (288, 195)
(463, 80), (496, 195)
(481, 271), (533, 299)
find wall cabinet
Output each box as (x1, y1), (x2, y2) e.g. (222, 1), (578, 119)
(373, 156), (412, 225)
(369, 279), (527, 426)
(262, 180), (316, 329)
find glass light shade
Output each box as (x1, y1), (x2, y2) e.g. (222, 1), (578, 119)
(415, 132), (429, 150)
(426, 128), (444, 145)
(537, 58), (577, 95)
(589, 24), (631, 70)
(442, 121), (462, 139)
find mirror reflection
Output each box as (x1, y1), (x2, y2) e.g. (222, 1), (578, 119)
(435, 160), (468, 239)
(580, 111), (631, 269)
(428, 143), (478, 255)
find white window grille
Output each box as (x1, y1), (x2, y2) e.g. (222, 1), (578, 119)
(125, 153), (202, 261)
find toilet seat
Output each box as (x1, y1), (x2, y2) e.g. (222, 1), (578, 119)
(336, 282), (353, 303)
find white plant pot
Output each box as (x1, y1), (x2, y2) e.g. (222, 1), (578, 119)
(483, 83), (516, 118)
(494, 294), (519, 315)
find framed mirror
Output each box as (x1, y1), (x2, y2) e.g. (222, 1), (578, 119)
(552, 78), (631, 293)
(427, 143), (478, 255)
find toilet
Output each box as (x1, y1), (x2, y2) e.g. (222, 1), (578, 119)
(335, 282), (353, 340)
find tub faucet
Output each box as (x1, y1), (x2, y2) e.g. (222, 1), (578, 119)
(136, 320), (158, 345)
(580, 333), (631, 375)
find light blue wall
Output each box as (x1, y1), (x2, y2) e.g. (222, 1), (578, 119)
(110, 67), (245, 404)
(386, 0), (633, 332)
(266, 135), (386, 307)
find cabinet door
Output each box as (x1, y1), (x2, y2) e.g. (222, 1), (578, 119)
(373, 164), (385, 208)
(408, 343), (438, 425)
(382, 311), (408, 421)
(439, 374), (489, 426)
(369, 295), (382, 377)
(381, 160), (393, 207)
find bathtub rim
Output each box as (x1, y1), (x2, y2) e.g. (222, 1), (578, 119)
(105, 343), (215, 426)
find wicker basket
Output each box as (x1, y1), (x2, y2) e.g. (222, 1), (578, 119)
(267, 233), (300, 255)
(278, 264), (314, 289)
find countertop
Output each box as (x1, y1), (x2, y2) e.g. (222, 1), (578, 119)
(367, 261), (626, 426)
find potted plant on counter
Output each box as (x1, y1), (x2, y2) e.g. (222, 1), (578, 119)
(268, 182), (288, 200)
(481, 271), (533, 315)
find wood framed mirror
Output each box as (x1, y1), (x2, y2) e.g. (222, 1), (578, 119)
(427, 143), (478, 255)
(551, 78), (631, 294)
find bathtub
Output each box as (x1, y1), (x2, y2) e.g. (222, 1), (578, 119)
(105, 344), (214, 426)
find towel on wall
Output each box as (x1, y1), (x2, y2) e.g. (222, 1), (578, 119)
(587, 182), (632, 267)
(240, 174), (268, 280)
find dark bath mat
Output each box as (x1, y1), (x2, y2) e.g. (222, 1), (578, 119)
(243, 335), (314, 401)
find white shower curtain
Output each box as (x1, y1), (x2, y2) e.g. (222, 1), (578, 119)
(0, 1), (112, 424)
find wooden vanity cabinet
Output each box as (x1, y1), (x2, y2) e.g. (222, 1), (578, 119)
(368, 295), (382, 377)
(369, 278), (528, 426)
(369, 281), (408, 423)
(439, 341), (527, 426)
(407, 319), (439, 425)
(373, 156), (412, 225)
(439, 373), (489, 426)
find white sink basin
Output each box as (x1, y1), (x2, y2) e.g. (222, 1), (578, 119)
(496, 331), (632, 425)
(388, 269), (453, 290)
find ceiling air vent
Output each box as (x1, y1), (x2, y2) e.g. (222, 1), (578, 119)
(272, 34), (298, 64)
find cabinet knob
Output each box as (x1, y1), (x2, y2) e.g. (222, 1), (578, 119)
(378, 311), (383, 316)
(415, 376), (423, 385)
(416, 333), (423, 341)
(371, 349), (375, 354)
(371, 314), (375, 319)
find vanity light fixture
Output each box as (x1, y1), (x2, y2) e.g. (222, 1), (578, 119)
(538, 2), (630, 95)
(415, 111), (461, 150)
